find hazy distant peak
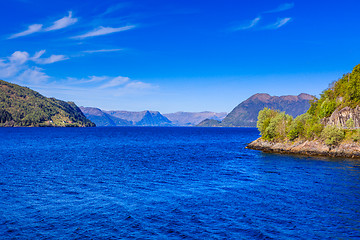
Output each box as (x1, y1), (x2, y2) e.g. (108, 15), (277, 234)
(298, 93), (315, 100)
(248, 93), (272, 101)
(80, 107), (105, 116)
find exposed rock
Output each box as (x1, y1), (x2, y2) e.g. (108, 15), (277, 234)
(322, 106), (360, 128)
(247, 138), (360, 159)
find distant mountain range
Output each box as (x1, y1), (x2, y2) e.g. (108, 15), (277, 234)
(0, 80), (95, 127)
(198, 93), (314, 127)
(80, 107), (227, 127)
(80, 107), (172, 126)
(163, 112), (227, 126)
(0, 78), (314, 128)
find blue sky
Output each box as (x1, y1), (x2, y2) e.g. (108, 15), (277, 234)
(1, 0), (360, 113)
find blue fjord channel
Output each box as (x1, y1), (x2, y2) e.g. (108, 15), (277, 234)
(0, 127), (360, 239)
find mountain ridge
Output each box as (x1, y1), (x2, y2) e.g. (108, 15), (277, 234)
(198, 93), (314, 127)
(80, 107), (172, 126)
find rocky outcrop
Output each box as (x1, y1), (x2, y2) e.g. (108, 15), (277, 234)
(247, 138), (360, 159)
(322, 106), (360, 128)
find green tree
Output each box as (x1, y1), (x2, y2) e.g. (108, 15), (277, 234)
(321, 125), (345, 146)
(257, 108), (277, 135)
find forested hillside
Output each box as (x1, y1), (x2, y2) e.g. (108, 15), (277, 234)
(0, 80), (95, 127)
(256, 64), (360, 146)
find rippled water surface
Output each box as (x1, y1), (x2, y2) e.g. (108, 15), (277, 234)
(1, 127), (360, 239)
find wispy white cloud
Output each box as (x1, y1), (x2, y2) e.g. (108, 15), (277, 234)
(8, 11), (78, 39)
(66, 75), (156, 92)
(8, 24), (43, 39)
(32, 50), (46, 59)
(233, 17), (261, 31)
(125, 81), (153, 90)
(45, 11), (78, 31)
(0, 50), (68, 84)
(264, 3), (294, 13)
(83, 49), (123, 53)
(9, 51), (30, 64)
(265, 17), (292, 29)
(99, 76), (129, 88)
(231, 3), (294, 32)
(32, 50), (69, 64)
(72, 25), (135, 39)
(101, 3), (129, 16)
(17, 67), (50, 84)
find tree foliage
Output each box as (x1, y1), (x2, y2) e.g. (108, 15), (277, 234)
(321, 125), (345, 146)
(0, 80), (95, 127)
(256, 63), (360, 145)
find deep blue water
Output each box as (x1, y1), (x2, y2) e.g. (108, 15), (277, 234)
(1, 127), (360, 239)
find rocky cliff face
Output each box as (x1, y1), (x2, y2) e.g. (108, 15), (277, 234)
(322, 106), (360, 128)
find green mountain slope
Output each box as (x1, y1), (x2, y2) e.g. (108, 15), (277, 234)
(0, 80), (95, 127)
(255, 63), (360, 145)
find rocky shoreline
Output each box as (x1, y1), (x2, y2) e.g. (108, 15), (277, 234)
(246, 138), (360, 159)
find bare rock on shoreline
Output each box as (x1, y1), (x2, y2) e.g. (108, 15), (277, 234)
(246, 138), (360, 159)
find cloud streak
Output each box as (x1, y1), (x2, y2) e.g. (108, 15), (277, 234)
(8, 24), (43, 39)
(264, 3), (294, 13)
(30, 50), (69, 64)
(83, 49), (123, 53)
(99, 76), (129, 88)
(8, 11), (78, 39)
(233, 17), (261, 31)
(265, 17), (292, 29)
(72, 25), (135, 39)
(231, 2), (294, 32)
(45, 11), (78, 31)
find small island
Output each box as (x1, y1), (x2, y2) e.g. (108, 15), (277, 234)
(247, 64), (360, 158)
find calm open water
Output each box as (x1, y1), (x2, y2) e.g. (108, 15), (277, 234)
(1, 127), (360, 239)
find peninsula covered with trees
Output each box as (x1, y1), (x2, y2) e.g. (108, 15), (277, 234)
(0, 80), (95, 127)
(247, 64), (360, 158)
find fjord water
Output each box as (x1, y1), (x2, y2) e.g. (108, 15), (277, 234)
(1, 127), (360, 239)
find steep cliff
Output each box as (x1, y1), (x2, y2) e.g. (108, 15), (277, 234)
(322, 106), (360, 128)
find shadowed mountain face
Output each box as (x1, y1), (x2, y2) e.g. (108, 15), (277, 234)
(164, 112), (227, 126)
(198, 93), (314, 127)
(79, 107), (131, 126)
(80, 107), (172, 126)
(0, 80), (95, 127)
